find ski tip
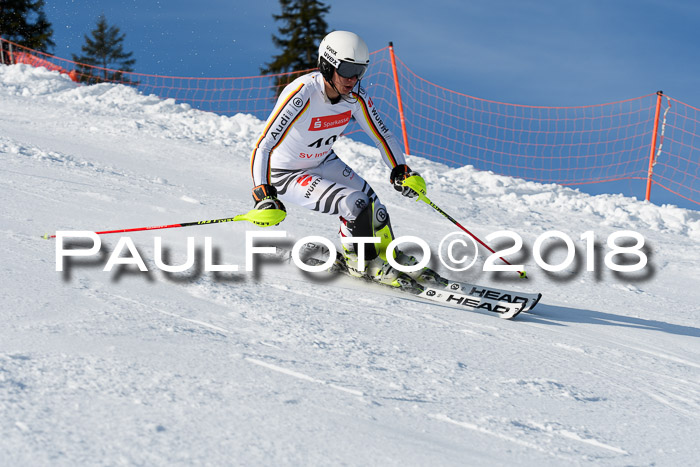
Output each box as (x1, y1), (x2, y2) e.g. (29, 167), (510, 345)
(520, 293), (543, 314)
(528, 293), (543, 312)
(519, 270), (528, 279)
(42, 233), (51, 240)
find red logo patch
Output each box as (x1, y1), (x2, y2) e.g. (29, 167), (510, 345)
(309, 111), (352, 131)
(297, 175), (314, 186)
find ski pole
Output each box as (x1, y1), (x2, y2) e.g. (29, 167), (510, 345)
(402, 176), (527, 279)
(42, 208), (286, 239)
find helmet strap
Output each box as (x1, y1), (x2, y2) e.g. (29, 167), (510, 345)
(328, 77), (361, 104)
(319, 57), (361, 103)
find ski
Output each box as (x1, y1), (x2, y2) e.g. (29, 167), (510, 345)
(391, 262), (542, 314)
(278, 243), (542, 320)
(416, 287), (529, 319)
(439, 280), (541, 314)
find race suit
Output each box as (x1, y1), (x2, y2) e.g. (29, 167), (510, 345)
(250, 72), (406, 228)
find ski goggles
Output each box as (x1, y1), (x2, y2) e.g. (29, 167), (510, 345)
(336, 61), (368, 80)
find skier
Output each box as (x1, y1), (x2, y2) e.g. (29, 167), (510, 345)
(249, 30), (427, 287)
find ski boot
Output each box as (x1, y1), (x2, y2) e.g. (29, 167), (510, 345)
(343, 246), (423, 293)
(393, 250), (449, 288)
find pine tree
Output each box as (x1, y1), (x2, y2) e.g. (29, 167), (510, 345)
(0, 0), (54, 62)
(262, 0), (330, 95)
(71, 15), (136, 84)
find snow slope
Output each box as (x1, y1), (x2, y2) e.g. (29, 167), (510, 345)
(1, 64), (699, 466)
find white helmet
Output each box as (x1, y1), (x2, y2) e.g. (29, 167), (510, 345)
(318, 31), (369, 81)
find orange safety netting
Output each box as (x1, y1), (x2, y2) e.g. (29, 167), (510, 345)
(1, 38), (698, 208)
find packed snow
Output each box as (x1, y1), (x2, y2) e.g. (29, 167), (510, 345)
(1, 64), (699, 465)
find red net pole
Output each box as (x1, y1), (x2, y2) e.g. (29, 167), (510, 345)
(645, 91), (664, 202)
(389, 42), (411, 156)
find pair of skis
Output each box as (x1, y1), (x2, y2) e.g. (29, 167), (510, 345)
(286, 243), (541, 320)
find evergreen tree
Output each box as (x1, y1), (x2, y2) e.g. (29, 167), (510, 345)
(71, 15), (135, 84)
(262, 0), (330, 94)
(0, 0), (54, 62)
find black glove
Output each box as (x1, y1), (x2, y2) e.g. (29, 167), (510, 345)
(390, 164), (423, 198)
(252, 184), (286, 212)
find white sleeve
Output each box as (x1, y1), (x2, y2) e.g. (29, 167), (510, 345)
(351, 88), (406, 170)
(250, 81), (310, 186)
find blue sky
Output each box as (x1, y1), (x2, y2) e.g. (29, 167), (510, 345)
(39, 0), (700, 208)
(44, 0), (700, 107)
